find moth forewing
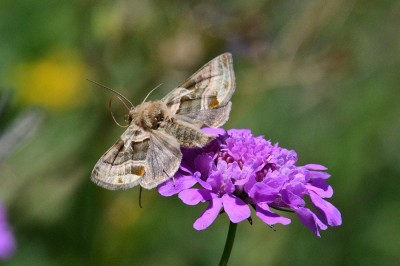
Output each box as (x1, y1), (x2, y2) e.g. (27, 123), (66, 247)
(138, 130), (182, 189)
(91, 125), (150, 190)
(162, 53), (235, 128)
(177, 53), (235, 107)
(91, 53), (236, 190)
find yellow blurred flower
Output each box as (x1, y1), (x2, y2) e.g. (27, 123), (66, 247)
(13, 50), (87, 110)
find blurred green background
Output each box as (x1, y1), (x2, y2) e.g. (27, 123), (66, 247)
(1, 1), (399, 265)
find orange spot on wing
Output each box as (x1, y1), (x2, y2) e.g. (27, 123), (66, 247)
(208, 96), (219, 109)
(133, 166), (145, 176)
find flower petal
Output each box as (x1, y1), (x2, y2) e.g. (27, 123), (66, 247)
(194, 171), (212, 190)
(306, 179), (333, 198)
(194, 155), (214, 179)
(285, 182), (307, 197)
(309, 192), (342, 226)
(256, 202), (291, 225)
(158, 174), (197, 196)
(202, 127), (226, 136)
(281, 189), (305, 207)
(304, 164), (327, 171)
(244, 175), (257, 193)
(178, 189), (213, 205)
(193, 198), (223, 230)
(307, 171), (331, 180)
(295, 207), (327, 237)
(248, 183), (277, 203)
(207, 161), (227, 189)
(178, 163), (193, 175)
(232, 162), (253, 186)
(222, 194), (251, 223)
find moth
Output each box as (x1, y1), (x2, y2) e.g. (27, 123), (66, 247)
(91, 53), (235, 190)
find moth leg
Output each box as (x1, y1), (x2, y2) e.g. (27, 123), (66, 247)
(139, 187), (143, 208)
(163, 169), (175, 186)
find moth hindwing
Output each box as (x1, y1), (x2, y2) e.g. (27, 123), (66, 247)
(91, 53), (236, 190)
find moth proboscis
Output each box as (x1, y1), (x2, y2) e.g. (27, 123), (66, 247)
(91, 53), (236, 190)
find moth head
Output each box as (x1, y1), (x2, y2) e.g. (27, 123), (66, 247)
(126, 84), (165, 126)
(126, 107), (136, 123)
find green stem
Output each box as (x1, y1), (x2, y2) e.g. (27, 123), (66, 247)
(219, 221), (237, 266)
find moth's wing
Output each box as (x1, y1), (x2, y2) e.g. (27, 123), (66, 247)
(178, 102), (232, 129)
(161, 53), (235, 128)
(139, 130), (182, 189)
(91, 124), (150, 190)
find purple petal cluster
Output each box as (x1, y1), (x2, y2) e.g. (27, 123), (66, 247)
(158, 128), (342, 236)
(0, 204), (15, 259)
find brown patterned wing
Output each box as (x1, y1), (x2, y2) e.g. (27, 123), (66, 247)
(138, 129), (182, 189)
(91, 124), (150, 190)
(162, 53), (235, 128)
(91, 124), (182, 190)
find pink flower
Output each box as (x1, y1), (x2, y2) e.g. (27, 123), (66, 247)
(158, 128), (342, 236)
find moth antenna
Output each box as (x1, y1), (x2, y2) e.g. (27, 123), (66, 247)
(87, 79), (134, 108)
(138, 187), (143, 208)
(142, 83), (163, 103)
(109, 96), (129, 128)
(110, 95), (131, 113)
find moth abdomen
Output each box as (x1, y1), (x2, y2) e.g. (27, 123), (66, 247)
(164, 121), (214, 148)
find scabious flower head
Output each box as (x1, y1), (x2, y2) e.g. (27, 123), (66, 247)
(0, 203), (16, 259)
(158, 128), (342, 237)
